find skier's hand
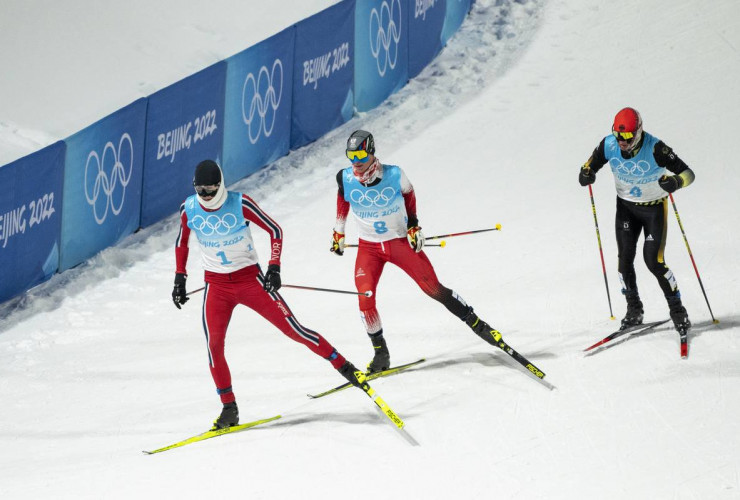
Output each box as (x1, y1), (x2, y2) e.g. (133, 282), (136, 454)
(407, 226), (424, 252)
(330, 230), (345, 256)
(658, 174), (682, 193)
(263, 264), (281, 293)
(578, 166), (596, 186)
(172, 273), (189, 309)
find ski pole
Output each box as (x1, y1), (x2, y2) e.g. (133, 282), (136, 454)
(186, 284), (371, 297)
(668, 193), (718, 324)
(345, 241), (446, 248)
(425, 224), (502, 241)
(588, 185), (615, 320)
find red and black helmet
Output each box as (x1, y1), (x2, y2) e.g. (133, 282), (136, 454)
(612, 107), (643, 151)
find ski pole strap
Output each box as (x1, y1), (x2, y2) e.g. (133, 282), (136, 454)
(425, 224), (501, 241)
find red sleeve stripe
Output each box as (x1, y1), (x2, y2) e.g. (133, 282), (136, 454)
(242, 197), (282, 239)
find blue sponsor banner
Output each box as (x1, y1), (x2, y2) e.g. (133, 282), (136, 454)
(0, 142), (65, 303)
(291, 0), (355, 149)
(141, 62), (226, 227)
(354, 0), (409, 112)
(223, 28), (295, 183)
(408, 0), (447, 78)
(441, 0), (471, 45)
(60, 99), (147, 271)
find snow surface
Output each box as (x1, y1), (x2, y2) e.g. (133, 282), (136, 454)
(2, 0), (740, 498)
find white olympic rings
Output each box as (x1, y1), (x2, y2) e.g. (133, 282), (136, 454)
(241, 59), (284, 144)
(191, 213), (239, 236)
(84, 133), (134, 225)
(369, 0), (402, 77)
(350, 187), (397, 208)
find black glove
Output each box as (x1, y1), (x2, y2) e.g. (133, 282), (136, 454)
(263, 264), (281, 293)
(658, 174), (683, 193)
(172, 273), (189, 309)
(578, 166), (596, 186)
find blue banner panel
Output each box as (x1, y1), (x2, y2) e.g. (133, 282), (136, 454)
(60, 99), (147, 271)
(223, 28), (295, 183)
(441, 0), (471, 45)
(291, 0), (356, 149)
(408, 0), (447, 78)
(0, 142), (65, 303)
(141, 62), (226, 227)
(354, 0), (409, 112)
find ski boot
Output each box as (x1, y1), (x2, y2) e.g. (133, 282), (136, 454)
(464, 309), (503, 346)
(667, 294), (691, 334)
(620, 291), (644, 330)
(367, 335), (390, 374)
(211, 401), (239, 430)
(338, 360), (368, 389)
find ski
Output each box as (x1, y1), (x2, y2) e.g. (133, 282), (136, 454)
(679, 327), (689, 359)
(491, 334), (546, 379)
(344, 367), (406, 429)
(307, 358), (426, 399)
(583, 319), (670, 352)
(143, 415), (281, 455)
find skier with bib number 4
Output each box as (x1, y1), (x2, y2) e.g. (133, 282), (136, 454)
(330, 130), (509, 373)
(578, 108), (695, 337)
(172, 160), (370, 430)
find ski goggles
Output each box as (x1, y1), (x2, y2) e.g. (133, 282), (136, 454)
(346, 149), (369, 163)
(612, 130), (635, 141)
(194, 183), (220, 197)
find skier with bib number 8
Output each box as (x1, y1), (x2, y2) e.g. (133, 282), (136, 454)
(330, 130), (508, 373)
(578, 108), (695, 335)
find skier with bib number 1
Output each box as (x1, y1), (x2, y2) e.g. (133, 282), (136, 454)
(172, 160), (375, 430)
(578, 107), (695, 337)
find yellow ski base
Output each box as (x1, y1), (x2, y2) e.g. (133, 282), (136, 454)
(143, 415), (281, 454)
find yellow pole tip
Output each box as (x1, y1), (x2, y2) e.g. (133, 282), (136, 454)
(440, 240), (446, 247)
(495, 223), (502, 230)
(610, 316), (616, 320)
(713, 319), (720, 324)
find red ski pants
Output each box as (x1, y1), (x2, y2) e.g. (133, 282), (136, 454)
(202, 265), (344, 404)
(354, 238), (468, 334)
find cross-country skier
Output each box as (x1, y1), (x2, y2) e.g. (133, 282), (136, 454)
(173, 160), (366, 429)
(330, 130), (508, 372)
(578, 107), (695, 335)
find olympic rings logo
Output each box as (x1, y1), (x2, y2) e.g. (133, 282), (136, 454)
(610, 159), (652, 177)
(241, 59), (283, 144)
(84, 133), (134, 225)
(350, 187), (397, 208)
(191, 213), (238, 236)
(369, 0), (402, 77)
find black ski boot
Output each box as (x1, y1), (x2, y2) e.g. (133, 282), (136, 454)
(212, 401), (239, 430)
(367, 335), (390, 374)
(620, 291), (644, 330)
(464, 309), (503, 346)
(667, 294), (691, 333)
(338, 360), (367, 389)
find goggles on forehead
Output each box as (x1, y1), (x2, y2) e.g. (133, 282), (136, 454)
(346, 149), (369, 162)
(194, 183), (220, 196)
(612, 130), (635, 141)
